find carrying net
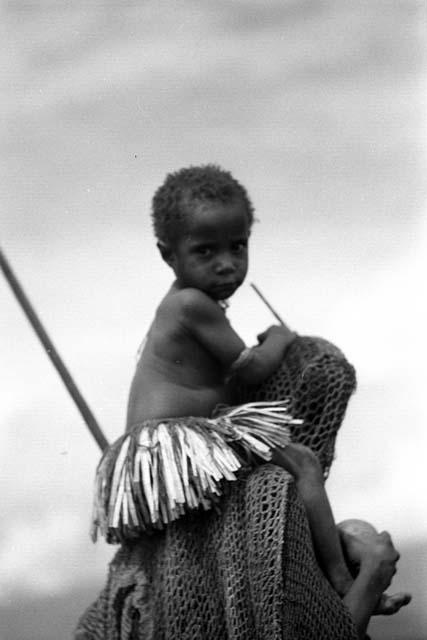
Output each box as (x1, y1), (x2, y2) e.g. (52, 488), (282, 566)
(234, 335), (357, 478)
(75, 335), (358, 640)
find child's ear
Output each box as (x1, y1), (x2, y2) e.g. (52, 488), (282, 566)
(157, 241), (176, 268)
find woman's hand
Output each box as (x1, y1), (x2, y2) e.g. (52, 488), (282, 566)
(339, 520), (399, 590)
(338, 519), (411, 618)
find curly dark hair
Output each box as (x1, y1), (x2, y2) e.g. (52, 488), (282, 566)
(151, 164), (255, 244)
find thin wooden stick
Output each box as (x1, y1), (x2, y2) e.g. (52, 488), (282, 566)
(0, 247), (109, 452)
(250, 282), (285, 326)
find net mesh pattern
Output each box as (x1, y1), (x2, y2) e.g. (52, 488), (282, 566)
(234, 335), (356, 477)
(75, 336), (358, 640)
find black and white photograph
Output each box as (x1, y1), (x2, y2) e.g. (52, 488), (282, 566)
(1, 2), (426, 639)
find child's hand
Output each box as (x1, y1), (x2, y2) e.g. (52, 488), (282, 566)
(257, 324), (296, 346)
(231, 324), (297, 385)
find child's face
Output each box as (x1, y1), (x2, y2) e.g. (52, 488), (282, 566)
(167, 199), (250, 300)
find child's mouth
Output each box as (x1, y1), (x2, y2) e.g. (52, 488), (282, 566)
(211, 283), (237, 298)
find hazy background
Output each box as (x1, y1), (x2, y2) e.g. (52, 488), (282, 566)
(1, 1), (426, 638)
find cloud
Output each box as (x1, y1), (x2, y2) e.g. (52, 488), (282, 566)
(3, 0), (424, 252)
(4, 1), (423, 121)
(0, 510), (114, 599)
(328, 215), (427, 383)
(326, 217), (427, 538)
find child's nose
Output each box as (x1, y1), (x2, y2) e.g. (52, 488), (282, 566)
(215, 253), (235, 274)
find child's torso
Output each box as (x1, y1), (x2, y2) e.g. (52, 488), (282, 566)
(126, 297), (230, 428)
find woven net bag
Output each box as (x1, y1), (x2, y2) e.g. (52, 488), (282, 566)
(234, 335), (356, 476)
(75, 335), (358, 640)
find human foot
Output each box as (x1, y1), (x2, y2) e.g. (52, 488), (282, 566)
(375, 592), (412, 616)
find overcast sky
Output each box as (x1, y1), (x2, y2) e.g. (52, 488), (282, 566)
(1, 0), (426, 627)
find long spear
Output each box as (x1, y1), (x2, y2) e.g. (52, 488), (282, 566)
(0, 247), (108, 452)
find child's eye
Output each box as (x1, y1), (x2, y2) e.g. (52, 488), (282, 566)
(231, 241), (247, 254)
(195, 246), (212, 257)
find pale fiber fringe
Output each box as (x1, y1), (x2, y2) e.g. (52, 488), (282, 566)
(91, 401), (302, 543)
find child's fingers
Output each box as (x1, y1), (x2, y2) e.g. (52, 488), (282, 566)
(257, 325), (294, 342)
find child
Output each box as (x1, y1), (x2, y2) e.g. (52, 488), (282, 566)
(92, 164), (408, 613)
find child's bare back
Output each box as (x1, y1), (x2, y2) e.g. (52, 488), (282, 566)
(126, 286), (236, 426)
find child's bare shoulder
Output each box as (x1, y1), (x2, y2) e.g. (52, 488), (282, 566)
(158, 287), (222, 322)
(154, 287), (243, 366)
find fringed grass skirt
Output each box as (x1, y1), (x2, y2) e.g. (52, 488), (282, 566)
(91, 401), (301, 543)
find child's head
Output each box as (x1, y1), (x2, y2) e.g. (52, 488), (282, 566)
(151, 164), (254, 245)
(152, 165), (254, 300)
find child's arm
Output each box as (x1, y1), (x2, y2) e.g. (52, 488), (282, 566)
(236, 324), (296, 384)
(178, 288), (295, 384)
